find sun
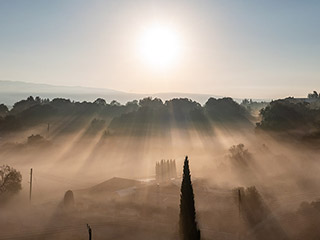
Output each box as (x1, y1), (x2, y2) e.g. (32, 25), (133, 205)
(138, 24), (181, 70)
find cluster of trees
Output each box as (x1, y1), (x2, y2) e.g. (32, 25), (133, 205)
(155, 159), (177, 182)
(296, 199), (320, 239)
(229, 144), (252, 165)
(237, 186), (268, 227)
(252, 93), (320, 141)
(257, 99), (320, 132)
(109, 97), (251, 134)
(0, 104), (8, 117)
(0, 165), (22, 203)
(4, 93), (320, 139)
(0, 96), (252, 135)
(241, 99), (269, 115)
(307, 91), (320, 99)
(235, 186), (288, 240)
(0, 96), (138, 133)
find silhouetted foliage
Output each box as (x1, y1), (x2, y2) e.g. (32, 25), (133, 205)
(287, 199), (320, 239)
(110, 100), (121, 106)
(0, 115), (22, 132)
(235, 186), (288, 240)
(19, 104), (57, 126)
(125, 100), (139, 112)
(93, 98), (107, 106)
(0, 104), (8, 117)
(257, 99), (320, 131)
(166, 98), (201, 123)
(0, 165), (22, 202)
(308, 91), (319, 99)
(109, 97), (169, 135)
(229, 144), (252, 166)
(179, 156), (200, 240)
(10, 96), (40, 115)
(27, 134), (46, 145)
(205, 97), (250, 123)
(241, 99), (269, 114)
(109, 97), (249, 134)
(139, 97), (164, 108)
(0, 96), (252, 136)
(0, 96), (136, 134)
(237, 186), (268, 226)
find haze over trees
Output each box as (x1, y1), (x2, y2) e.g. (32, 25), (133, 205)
(0, 104), (8, 117)
(0, 0), (320, 237)
(0, 165), (22, 203)
(0, 96), (253, 135)
(1, 93), (320, 239)
(256, 97), (320, 142)
(236, 186), (288, 240)
(307, 91), (320, 99)
(155, 159), (177, 182)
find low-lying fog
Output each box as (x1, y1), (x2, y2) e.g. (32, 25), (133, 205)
(1, 123), (320, 240)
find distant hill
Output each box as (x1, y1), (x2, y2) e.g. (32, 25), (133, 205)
(0, 80), (140, 107)
(0, 80), (222, 106)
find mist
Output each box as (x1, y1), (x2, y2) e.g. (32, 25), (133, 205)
(1, 95), (320, 240)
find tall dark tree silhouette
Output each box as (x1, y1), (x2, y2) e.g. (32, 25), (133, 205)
(179, 156), (201, 240)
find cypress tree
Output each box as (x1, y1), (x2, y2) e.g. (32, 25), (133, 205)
(179, 156), (201, 240)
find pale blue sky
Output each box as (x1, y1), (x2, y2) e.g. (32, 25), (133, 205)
(0, 0), (319, 98)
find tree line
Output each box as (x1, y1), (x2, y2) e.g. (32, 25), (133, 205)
(0, 96), (252, 134)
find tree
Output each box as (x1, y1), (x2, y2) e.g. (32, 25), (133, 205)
(308, 91), (319, 99)
(0, 104), (8, 117)
(11, 96), (38, 114)
(235, 186), (288, 240)
(204, 97), (250, 123)
(110, 100), (121, 106)
(229, 144), (252, 165)
(139, 97), (164, 108)
(93, 98), (107, 106)
(0, 165), (22, 202)
(179, 156), (200, 240)
(35, 96), (41, 103)
(257, 99), (317, 131)
(237, 186), (267, 226)
(241, 99), (250, 105)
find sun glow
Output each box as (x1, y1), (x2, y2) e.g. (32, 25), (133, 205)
(138, 24), (181, 70)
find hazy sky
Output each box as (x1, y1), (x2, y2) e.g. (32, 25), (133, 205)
(0, 0), (319, 98)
